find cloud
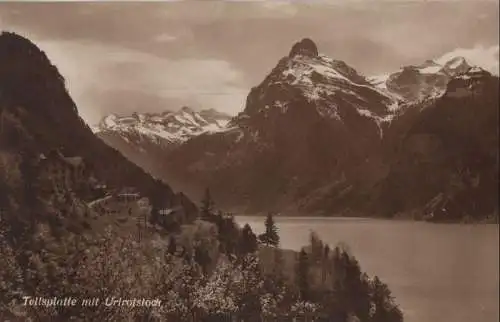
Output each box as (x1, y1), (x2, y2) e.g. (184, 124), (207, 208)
(1, 1), (497, 123)
(435, 45), (499, 75)
(34, 38), (248, 124)
(153, 33), (177, 43)
(256, 1), (298, 17)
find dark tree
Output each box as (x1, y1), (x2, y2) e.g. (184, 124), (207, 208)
(310, 231), (324, 263)
(19, 149), (39, 207)
(194, 245), (211, 274)
(259, 213), (279, 247)
(330, 247), (372, 321)
(200, 187), (215, 221)
(264, 247), (287, 298)
(324, 244), (331, 259)
(18, 149), (40, 233)
(239, 224), (258, 256)
(214, 212), (240, 256)
(320, 243), (331, 284)
(167, 236), (177, 255)
(0, 179), (9, 211)
(295, 247), (310, 301)
(369, 276), (404, 322)
(148, 179), (169, 225)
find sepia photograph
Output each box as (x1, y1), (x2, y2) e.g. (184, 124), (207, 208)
(0, 1), (498, 321)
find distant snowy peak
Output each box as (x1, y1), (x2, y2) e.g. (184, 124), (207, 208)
(367, 56), (476, 103)
(368, 45), (499, 101)
(414, 59), (444, 74)
(435, 45), (499, 76)
(95, 107), (232, 144)
(442, 56), (470, 75)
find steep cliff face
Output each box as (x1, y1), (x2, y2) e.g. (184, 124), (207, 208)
(0, 32), (197, 228)
(376, 67), (499, 220)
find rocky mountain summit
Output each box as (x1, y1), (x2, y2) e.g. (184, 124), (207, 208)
(237, 38), (399, 128)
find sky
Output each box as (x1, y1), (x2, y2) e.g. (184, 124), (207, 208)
(0, 1), (498, 125)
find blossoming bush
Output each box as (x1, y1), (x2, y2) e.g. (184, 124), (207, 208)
(0, 219), (403, 322)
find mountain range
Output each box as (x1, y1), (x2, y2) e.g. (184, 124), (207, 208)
(94, 107), (231, 176)
(368, 55), (472, 102)
(97, 38), (498, 222)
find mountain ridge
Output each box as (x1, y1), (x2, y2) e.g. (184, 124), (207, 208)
(94, 106), (233, 179)
(95, 107), (232, 142)
(95, 37), (498, 222)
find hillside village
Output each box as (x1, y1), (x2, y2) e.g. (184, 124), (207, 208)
(31, 149), (184, 238)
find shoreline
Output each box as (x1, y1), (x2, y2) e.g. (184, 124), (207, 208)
(233, 213), (499, 225)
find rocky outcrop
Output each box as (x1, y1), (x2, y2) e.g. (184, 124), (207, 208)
(289, 38), (319, 58)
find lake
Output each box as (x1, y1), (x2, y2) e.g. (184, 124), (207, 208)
(235, 216), (499, 322)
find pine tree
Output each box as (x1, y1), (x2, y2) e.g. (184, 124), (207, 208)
(260, 213), (279, 247)
(239, 224), (258, 256)
(310, 231), (324, 263)
(331, 247), (372, 321)
(321, 244), (331, 284)
(324, 244), (331, 259)
(369, 276), (404, 322)
(224, 214), (240, 256)
(200, 187), (215, 221)
(295, 247), (310, 301)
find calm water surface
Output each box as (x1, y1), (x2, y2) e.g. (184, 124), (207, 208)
(235, 216), (499, 322)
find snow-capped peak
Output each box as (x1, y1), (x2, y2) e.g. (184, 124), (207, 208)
(366, 54), (482, 103)
(102, 114), (119, 128)
(367, 46), (492, 89)
(454, 66), (491, 80)
(435, 45), (499, 76)
(94, 107), (232, 144)
(445, 56), (466, 69)
(468, 66), (486, 74)
(413, 59), (443, 74)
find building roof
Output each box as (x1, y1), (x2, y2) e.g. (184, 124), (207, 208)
(118, 193), (140, 197)
(62, 156), (84, 167)
(38, 149), (85, 168)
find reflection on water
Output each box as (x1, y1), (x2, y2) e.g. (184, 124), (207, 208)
(235, 216), (500, 322)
